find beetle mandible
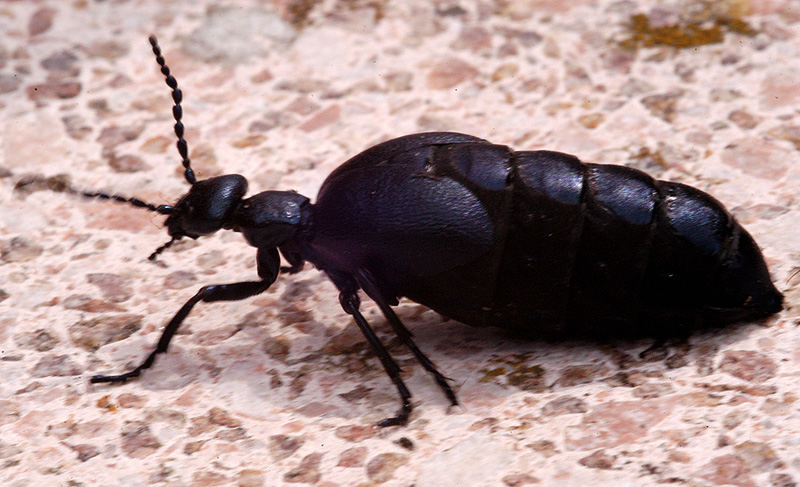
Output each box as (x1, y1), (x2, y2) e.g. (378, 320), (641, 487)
(26, 37), (783, 426)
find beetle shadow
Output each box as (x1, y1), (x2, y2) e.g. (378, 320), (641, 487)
(378, 307), (776, 416)
(106, 304), (776, 424)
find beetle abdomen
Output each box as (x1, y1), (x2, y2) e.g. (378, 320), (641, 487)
(312, 133), (781, 337)
(488, 150), (782, 336)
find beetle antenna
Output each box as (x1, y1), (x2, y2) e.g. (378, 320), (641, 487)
(14, 174), (173, 215)
(148, 236), (179, 261)
(80, 188), (174, 215)
(148, 35), (196, 186)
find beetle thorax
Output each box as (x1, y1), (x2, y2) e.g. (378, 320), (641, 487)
(232, 190), (311, 249)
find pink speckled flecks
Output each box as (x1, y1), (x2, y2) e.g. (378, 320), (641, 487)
(1, 1), (799, 486)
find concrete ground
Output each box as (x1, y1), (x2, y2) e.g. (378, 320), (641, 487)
(1, 1), (799, 485)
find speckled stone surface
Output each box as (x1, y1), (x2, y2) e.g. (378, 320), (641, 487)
(1, 1), (799, 486)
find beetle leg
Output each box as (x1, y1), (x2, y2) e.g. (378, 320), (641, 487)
(90, 280), (272, 383)
(278, 243), (305, 274)
(373, 302), (458, 406)
(638, 338), (668, 361)
(91, 248), (281, 384)
(338, 291), (413, 427)
(355, 269), (458, 407)
(639, 334), (690, 361)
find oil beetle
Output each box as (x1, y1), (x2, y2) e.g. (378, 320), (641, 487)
(21, 37), (782, 426)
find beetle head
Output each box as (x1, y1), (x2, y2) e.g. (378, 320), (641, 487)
(145, 174), (248, 260)
(165, 175), (248, 238)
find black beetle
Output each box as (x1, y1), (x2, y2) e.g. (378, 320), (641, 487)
(24, 37), (782, 426)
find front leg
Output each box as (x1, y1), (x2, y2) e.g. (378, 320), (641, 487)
(91, 248), (281, 384)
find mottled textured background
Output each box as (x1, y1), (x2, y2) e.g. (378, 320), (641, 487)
(1, 1), (799, 486)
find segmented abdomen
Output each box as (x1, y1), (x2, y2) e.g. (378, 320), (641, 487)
(491, 150), (779, 337)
